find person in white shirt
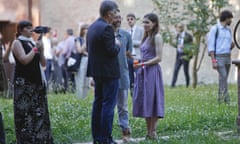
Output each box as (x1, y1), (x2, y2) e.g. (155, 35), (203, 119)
(42, 30), (54, 86)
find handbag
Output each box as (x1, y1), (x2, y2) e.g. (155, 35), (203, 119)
(66, 52), (82, 72)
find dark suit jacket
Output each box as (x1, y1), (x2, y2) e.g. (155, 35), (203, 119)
(171, 31), (193, 48)
(181, 32), (193, 45)
(86, 18), (120, 79)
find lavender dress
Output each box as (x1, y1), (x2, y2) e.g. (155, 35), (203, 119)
(133, 37), (165, 118)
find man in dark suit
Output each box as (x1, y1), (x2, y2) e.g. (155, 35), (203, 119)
(86, 1), (120, 144)
(171, 23), (193, 88)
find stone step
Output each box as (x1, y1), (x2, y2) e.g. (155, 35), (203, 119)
(73, 136), (170, 144)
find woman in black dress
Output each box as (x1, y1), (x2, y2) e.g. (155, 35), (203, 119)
(12, 20), (54, 144)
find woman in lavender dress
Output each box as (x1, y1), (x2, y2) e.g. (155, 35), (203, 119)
(133, 13), (164, 139)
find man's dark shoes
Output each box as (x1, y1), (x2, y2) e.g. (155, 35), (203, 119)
(94, 140), (117, 144)
(109, 136), (117, 144)
(122, 128), (131, 143)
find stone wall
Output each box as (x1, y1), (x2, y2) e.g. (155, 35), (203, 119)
(38, 0), (240, 86)
(0, 0), (39, 25)
(40, 0), (102, 37)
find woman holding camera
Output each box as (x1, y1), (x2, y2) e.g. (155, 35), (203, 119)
(12, 20), (54, 143)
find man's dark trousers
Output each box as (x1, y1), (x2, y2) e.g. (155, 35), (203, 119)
(171, 52), (190, 87)
(92, 77), (119, 143)
(127, 58), (134, 95)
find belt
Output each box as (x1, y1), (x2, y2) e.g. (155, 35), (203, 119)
(216, 53), (230, 57)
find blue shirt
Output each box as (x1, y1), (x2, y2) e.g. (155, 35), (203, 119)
(208, 23), (232, 54)
(115, 29), (132, 89)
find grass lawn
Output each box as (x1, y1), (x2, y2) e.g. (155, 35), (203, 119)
(1, 84), (240, 143)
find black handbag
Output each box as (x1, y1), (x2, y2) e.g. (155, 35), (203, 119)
(66, 52), (82, 72)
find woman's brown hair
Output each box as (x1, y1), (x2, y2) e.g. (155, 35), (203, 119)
(16, 20), (32, 38)
(141, 13), (159, 46)
(79, 24), (88, 37)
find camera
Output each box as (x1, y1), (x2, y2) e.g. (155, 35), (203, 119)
(33, 26), (50, 34)
(33, 26), (51, 40)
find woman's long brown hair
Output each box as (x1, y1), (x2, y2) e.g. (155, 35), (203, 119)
(141, 13), (159, 46)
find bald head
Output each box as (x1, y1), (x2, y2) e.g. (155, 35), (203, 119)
(175, 23), (185, 33)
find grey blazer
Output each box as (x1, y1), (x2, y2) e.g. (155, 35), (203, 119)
(129, 25), (144, 59)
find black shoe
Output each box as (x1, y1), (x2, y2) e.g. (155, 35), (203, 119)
(93, 141), (100, 144)
(109, 136), (117, 144)
(93, 141), (107, 144)
(109, 140), (117, 144)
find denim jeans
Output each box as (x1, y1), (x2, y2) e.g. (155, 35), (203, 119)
(117, 89), (129, 131)
(44, 59), (53, 82)
(92, 77), (119, 143)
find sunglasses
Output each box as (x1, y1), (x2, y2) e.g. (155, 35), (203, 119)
(127, 18), (134, 21)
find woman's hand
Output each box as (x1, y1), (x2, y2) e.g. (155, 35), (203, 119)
(133, 63), (141, 69)
(36, 40), (44, 53)
(133, 60), (144, 69)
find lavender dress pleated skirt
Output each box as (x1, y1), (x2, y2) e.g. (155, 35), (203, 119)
(133, 38), (165, 118)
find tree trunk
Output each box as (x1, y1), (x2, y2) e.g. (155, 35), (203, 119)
(192, 54), (198, 88)
(192, 36), (201, 88)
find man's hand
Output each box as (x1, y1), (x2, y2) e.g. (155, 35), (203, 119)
(115, 38), (121, 47)
(231, 42), (235, 50)
(126, 51), (133, 59)
(177, 44), (183, 49)
(212, 62), (217, 69)
(212, 59), (218, 69)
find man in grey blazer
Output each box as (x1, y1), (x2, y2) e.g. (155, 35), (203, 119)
(126, 13), (144, 96)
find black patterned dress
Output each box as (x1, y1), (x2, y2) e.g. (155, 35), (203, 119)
(13, 39), (54, 144)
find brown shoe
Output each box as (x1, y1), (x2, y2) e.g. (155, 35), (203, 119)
(122, 128), (131, 143)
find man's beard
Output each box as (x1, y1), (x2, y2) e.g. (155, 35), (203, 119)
(113, 22), (121, 28)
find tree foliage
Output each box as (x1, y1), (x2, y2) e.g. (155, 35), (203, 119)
(152, 0), (229, 88)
